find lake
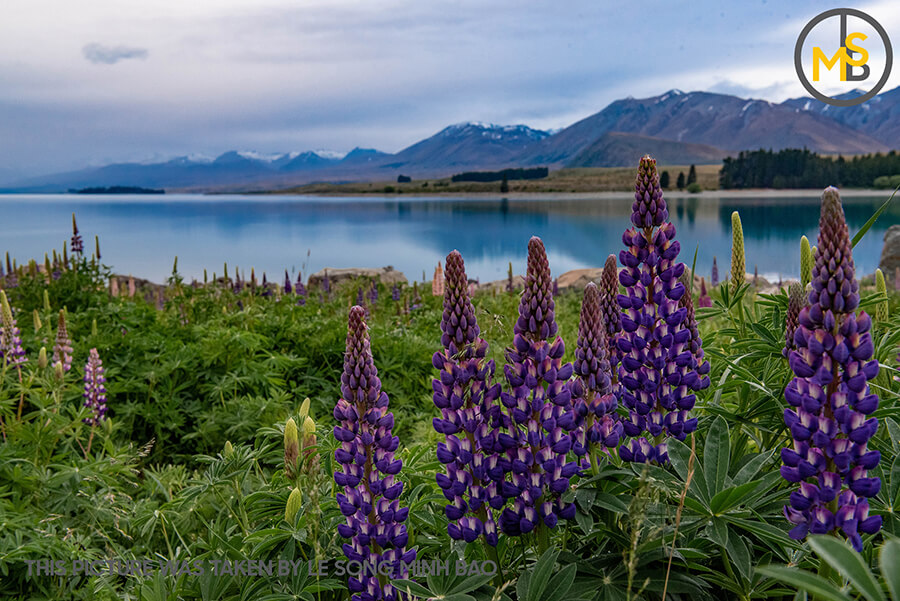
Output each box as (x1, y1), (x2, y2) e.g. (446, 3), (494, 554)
(0, 192), (896, 285)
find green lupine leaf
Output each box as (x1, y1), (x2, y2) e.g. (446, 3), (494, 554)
(808, 536), (885, 601)
(756, 566), (853, 601)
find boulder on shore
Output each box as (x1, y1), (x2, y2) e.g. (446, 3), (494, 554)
(556, 268), (605, 291)
(307, 266), (407, 288)
(879, 225), (900, 289)
(478, 275), (525, 293)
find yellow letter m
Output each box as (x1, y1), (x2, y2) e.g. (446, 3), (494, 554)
(812, 46), (847, 81)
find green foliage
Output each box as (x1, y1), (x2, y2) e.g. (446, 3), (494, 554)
(686, 182), (702, 193)
(758, 537), (900, 601)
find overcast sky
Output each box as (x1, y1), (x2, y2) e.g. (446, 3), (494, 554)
(1, 0), (898, 178)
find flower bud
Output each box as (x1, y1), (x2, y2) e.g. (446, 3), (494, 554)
(285, 487), (302, 523)
(731, 211), (745, 295)
(43, 290), (50, 312)
(33, 309), (42, 332)
(54, 361), (64, 380)
(38, 347), (48, 369)
(224, 440), (234, 457)
(299, 397), (310, 422)
(284, 417), (299, 480)
(800, 235), (813, 289)
(91, 318), (98, 337)
(875, 269), (888, 322)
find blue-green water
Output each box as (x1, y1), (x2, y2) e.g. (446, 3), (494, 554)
(0, 193), (896, 284)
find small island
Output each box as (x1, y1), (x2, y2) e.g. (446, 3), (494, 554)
(70, 186), (165, 195)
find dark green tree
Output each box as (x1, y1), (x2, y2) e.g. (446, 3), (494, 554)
(676, 171), (686, 189)
(500, 174), (509, 193)
(660, 170), (670, 188)
(687, 164), (697, 185)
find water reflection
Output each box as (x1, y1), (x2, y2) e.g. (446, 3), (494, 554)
(0, 193), (895, 284)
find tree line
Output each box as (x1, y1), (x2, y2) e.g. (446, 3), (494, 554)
(719, 148), (900, 189)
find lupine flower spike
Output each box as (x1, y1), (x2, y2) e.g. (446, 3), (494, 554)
(53, 310), (73, 372)
(874, 269), (888, 322)
(782, 187), (882, 551)
(800, 235), (813, 290)
(783, 283), (806, 358)
(284, 417), (300, 480)
(711, 256), (719, 287)
(296, 272), (307, 306)
(432, 250), (502, 545)
(82, 348), (107, 456)
(71, 214), (84, 255)
(499, 237), (578, 537)
(570, 282), (622, 474)
(731, 211), (745, 295)
(617, 156), (708, 464)
(284, 270), (293, 295)
(599, 255), (622, 375)
(0, 291), (27, 367)
(698, 278), (712, 308)
(432, 262), (444, 297)
(391, 283), (401, 302)
(368, 280), (378, 305)
(333, 306), (415, 600)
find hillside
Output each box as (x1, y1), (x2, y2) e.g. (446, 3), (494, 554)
(565, 132), (728, 168)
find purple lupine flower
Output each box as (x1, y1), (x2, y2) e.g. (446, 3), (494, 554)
(410, 283), (422, 311)
(296, 272), (307, 306)
(711, 256), (719, 287)
(599, 255), (621, 373)
(698, 278), (712, 308)
(323, 270), (331, 294)
(391, 283), (401, 302)
(70, 214), (84, 255)
(357, 287), (364, 307)
(679, 272), (711, 400)
(284, 270), (293, 294)
(333, 306), (415, 600)
(783, 282), (806, 358)
(368, 280), (379, 304)
(498, 236), (578, 536)
(261, 273), (273, 297)
(82, 348), (107, 425)
(570, 283), (622, 471)
(0, 291), (27, 367)
(552, 277), (559, 297)
(617, 156), (708, 464)
(52, 310), (73, 372)
(782, 187), (882, 552)
(432, 250), (502, 545)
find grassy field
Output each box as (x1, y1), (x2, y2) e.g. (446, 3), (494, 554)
(260, 164), (722, 195)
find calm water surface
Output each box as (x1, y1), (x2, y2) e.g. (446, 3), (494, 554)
(0, 193), (896, 284)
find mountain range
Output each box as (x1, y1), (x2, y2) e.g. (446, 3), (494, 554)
(3, 86), (898, 193)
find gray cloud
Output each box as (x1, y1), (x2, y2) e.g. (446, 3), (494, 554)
(82, 43), (148, 65)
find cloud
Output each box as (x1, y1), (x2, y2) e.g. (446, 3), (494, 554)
(82, 43), (148, 65)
